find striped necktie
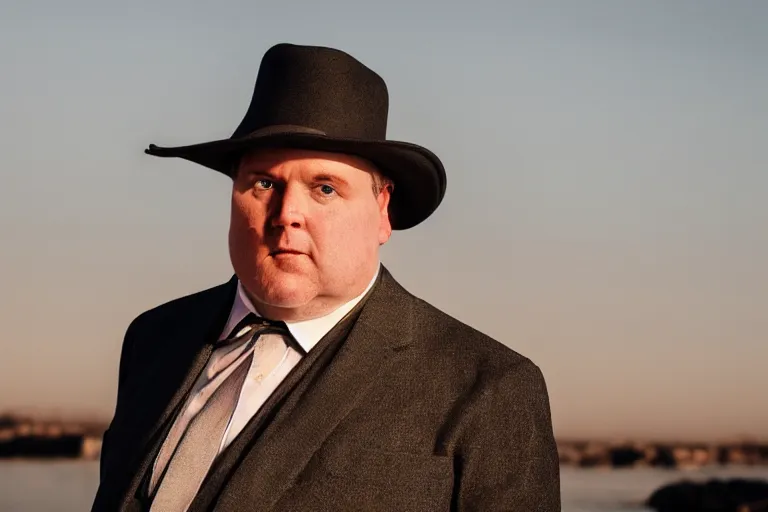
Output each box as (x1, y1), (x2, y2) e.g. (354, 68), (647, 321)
(149, 315), (288, 512)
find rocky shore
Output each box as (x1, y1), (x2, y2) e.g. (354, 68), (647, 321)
(647, 479), (768, 512)
(558, 439), (768, 469)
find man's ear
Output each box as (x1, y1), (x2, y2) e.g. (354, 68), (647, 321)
(377, 186), (392, 245)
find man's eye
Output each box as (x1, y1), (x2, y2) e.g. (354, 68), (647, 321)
(255, 179), (273, 190)
(320, 184), (335, 195)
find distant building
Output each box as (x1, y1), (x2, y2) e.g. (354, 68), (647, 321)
(81, 436), (103, 460)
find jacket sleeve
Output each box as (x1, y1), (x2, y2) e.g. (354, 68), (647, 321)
(455, 359), (560, 511)
(99, 315), (141, 483)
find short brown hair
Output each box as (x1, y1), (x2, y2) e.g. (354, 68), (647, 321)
(370, 169), (394, 196)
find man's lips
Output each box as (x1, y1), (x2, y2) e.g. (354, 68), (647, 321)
(269, 249), (306, 256)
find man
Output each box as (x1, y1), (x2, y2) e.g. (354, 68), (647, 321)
(92, 43), (560, 511)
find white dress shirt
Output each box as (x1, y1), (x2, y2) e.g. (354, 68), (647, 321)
(149, 265), (379, 493)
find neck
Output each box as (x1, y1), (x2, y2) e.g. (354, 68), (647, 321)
(244, 265), (380, 323)
(253, 296), (350, 323)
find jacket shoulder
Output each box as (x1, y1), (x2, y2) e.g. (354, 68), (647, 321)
(409, 293), (540, 378)
(126, 277), (237, 335)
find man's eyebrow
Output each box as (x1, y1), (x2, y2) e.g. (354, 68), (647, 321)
(239, 165), (277, 177)
(313, 173), (350, 188)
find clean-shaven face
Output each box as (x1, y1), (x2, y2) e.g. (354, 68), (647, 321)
(229, 148), (392, 321)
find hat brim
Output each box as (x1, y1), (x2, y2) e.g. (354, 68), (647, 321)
(145, 132), (446, 230)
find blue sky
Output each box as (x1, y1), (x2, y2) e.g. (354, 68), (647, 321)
(1, 0), (766, 441)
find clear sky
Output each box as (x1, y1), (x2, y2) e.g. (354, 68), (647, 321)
(1, 0), (766, 442)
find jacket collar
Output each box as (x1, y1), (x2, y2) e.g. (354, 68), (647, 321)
(187, 265), (417, 511)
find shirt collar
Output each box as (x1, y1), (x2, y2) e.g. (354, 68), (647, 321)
(219, 264), (380, 353)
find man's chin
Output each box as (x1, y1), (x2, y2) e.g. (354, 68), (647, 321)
(255, 273), (318, 309)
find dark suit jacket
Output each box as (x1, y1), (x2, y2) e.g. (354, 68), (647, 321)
(92, 266), (560, 511)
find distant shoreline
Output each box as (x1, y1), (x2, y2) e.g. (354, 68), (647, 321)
(557, 439), (768, 469)
(2, 413), (766, 469)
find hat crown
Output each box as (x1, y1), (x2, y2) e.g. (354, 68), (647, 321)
(232, 43), (389, 141)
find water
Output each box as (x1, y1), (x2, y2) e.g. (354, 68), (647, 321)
(561, 466), (768, 512)
(0, 460), (100, 511)
(0, 461), (767, 511)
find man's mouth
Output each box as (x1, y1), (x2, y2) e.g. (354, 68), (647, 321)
(270, 249), (305, 256)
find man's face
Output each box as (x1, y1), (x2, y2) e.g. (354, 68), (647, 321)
(229, 148), (392, 320)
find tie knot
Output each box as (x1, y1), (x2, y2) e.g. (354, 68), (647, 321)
(225, 312), (288, 342)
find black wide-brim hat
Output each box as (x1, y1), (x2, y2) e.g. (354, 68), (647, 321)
(145, 43), (446, 230)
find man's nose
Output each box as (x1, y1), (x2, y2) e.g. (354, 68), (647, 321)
(270, 183), (306, 229)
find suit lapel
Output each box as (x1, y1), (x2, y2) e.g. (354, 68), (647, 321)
(118, 276), (239, 511)
(195, 266), (416, 511)
(187, 300), (361, 512)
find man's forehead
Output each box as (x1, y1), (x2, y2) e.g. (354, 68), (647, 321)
(238, 147), (377, 174)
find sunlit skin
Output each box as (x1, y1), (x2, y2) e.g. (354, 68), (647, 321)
(229, 148), (392, 322)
